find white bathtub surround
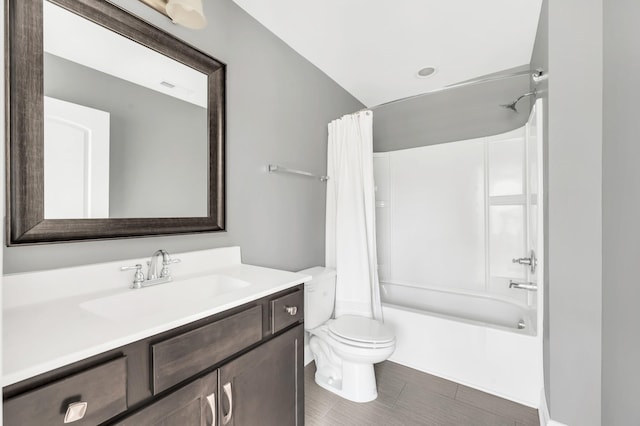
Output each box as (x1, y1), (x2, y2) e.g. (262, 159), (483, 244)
(326, 110), (382, 319)
(381, 282), (536, 333)
(374, 127), (533, 305)
(381, 281), (543, 406)
(381, 281), (542, 407)
(374, 102), (545, 407)
(383, 301), (542, 407)
(2, 247), (310, 386)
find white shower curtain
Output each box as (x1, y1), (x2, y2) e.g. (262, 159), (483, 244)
(326, 111), (382, 320)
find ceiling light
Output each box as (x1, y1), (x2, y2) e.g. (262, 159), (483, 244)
(166, 0), (207, 29)
(137, 0), (207, 30)
(416, 66), (437, 78)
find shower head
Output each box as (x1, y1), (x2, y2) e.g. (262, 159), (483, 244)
(500, 90), (537, 113)
(501, 101), (520, 113)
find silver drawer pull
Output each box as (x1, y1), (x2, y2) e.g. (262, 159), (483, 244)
(206, 392), (216, 426)
(64, 401), (88, 423)
(284, 305), (298, 316)
(222, 382), (233, 425)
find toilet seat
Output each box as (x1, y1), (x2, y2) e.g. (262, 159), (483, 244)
(327, 315), (395, 348)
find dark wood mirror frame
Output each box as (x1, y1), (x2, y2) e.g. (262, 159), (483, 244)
(6, 0), (225, 245)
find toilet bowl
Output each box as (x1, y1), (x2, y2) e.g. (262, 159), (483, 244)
(300, 267), (396, 403)
(309, 315), (395, 402)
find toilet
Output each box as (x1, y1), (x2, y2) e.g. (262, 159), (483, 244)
(300, 266), (395, 403)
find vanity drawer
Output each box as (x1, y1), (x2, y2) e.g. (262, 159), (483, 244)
(271, 289), (304, 334)
(151, 305), (262, 394)
(3, 357), (127, 426)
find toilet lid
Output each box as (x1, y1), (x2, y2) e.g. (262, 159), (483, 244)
(328, 315), (395, 344)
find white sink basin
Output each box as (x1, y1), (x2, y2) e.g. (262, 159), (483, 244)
(80, 275), (251, 321)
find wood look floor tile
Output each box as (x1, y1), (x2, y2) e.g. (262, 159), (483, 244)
(304, 363), (341, 418)
(305, 383), (340, 418)
(322, 398), (393, 426)
(396, 382), (515, 426)
(456, 385), (539, 426)
(376, 362), (458, 399)
(375, 370), (406, 408)
(384, 408), (453, 426)
(304, 413), (335, 426)
(305, 360), (535, 426)
(305, 362), (316, 382)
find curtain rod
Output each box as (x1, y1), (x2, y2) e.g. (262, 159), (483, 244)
(360, 69), (545, 112)
(268, 164), (329, 182)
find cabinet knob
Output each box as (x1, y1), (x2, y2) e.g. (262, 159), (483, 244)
(284, 306), (298, 316)
(64, 401), (88, 423)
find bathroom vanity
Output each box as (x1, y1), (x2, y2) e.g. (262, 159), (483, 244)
(2, 247), (308, 425)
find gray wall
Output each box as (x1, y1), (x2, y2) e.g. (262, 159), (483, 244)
(529, 0), (549, 412)
(4, 0), (363, 273)
(44, 53), (208, 218)
(602, 0), (640, 424)
(373, 67), (530, 152)
(548, 0), (603, 424)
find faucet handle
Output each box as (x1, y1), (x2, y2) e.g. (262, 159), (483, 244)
(160, 257), (180, 278)
(120, 264), (145, 289)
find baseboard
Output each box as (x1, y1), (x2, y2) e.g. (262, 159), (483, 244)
(539, 387), (569, 426)
(539, 388), (550, 425)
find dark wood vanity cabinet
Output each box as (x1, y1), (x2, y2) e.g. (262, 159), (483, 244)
(218, 325), (302, 426)
(3, 286), (304, 426)
(150, 306), (264, 395)
(117, 325), (303, 426)
(3, 358), (128, 425)
(114, 370), (218, 426)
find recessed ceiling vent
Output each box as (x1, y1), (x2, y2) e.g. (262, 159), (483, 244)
(416, 66), (437, 78)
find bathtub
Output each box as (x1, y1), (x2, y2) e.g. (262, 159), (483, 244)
(381, 282), (543, 407)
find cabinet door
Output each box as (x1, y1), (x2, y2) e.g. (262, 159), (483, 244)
(114, 370), (217, 426)
(218, 325), (304, 426)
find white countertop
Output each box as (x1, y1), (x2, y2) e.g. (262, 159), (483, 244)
(2, 247), (311, 387)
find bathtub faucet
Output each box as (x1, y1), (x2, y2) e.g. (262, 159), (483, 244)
(509, 280), (537, 291)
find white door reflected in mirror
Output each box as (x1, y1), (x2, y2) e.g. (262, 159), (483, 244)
(44, 96), (110, 219)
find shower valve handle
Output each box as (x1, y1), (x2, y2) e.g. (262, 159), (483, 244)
(511, 250), (537, 274)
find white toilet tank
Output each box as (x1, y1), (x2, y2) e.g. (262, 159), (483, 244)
(298, 266), (336, 330)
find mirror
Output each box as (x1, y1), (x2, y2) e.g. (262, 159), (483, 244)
(44, 1), (209, 219)
(7, 0), (225, 244)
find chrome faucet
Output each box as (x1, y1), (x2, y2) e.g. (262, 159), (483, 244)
(509, 280), (537, 291)
(121, 249), (181, 289)
(148, 249), (177, 280)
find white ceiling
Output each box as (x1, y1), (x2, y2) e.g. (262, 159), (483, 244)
(44, 2), (207, 108)
(232, 0), (543, 107)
